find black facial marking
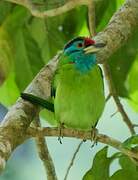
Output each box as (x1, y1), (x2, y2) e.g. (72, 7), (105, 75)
(64, 37), (84, 50)
(69, 49), (80, 54)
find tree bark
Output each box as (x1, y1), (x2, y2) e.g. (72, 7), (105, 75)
(0, 0), (138, 173)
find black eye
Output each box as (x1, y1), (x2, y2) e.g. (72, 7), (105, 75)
(77, 43), (83, 48)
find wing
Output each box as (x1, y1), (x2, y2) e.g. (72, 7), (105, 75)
(20, 55), (65, 113)
(51, 65), (61, 98)
(98, 65), (103, 78)
(98, 65), (104, 90)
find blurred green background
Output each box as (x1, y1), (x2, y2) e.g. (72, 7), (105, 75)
(0, 0), (138, 179)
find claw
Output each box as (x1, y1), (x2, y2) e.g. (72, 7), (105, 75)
(58, 136), (62, 144)
(58, 123), (64, 144)
(90, 127), (98, 148)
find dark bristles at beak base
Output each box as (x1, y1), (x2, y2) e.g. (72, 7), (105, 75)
(94, 43), (106, 48)
(84, 42), (106, 54)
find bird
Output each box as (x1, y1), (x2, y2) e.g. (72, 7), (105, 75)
(21, 37), (105, 135)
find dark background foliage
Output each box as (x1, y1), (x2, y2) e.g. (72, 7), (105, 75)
(0, 0), (138, 179)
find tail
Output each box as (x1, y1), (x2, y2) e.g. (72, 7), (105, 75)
(21, 93), (54, 112)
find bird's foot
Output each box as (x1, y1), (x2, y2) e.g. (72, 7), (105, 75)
(90, 127), (98, 148)
(58, 123), (64, 144)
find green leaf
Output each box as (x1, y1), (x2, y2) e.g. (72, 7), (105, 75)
(0, 72), (19, 106)
(22, 28), (45, 75)
(96, 0), (138, 100)
(83, 146), (118, 180)
(3, 6), (30, 36)
(109, 28), (138, 97)
(29, 6), (87, 63)
(0, 6), (30, 87)
(0, 3), (87, 107)
(126, 55), (138, 111)
(96, 0), (124, 31)
(0, 26), (13, 85)
(0, 6), (44, 91)
(96, 0), (116, 32)
(13, 28), (44, 91)
(13, 29), (33, 91)
(116, 0), (125, 8)
(111, 170), (136, 180)
(0, 1), (13, 24)
(122, 135), (138, 149)
(40, 109), (57, 126)
(110, 155), (138, 180)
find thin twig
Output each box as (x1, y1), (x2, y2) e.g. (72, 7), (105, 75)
(64, 141), (83, 180)
(103, 63), (135, 135)
(5, 0), (90, 18)
(61, 3), (96, 179)
(87, 0), (135, 135)
(105, 93), (111, 102)
(133, 124), (138, 127)
(88, 0), (96, 37)
(110, 110), (118, 118)
(63, 2), (96, 178)
(33, 116), (57, 180)
(27, 127), (138, 161)
(0, 0), (138, 173)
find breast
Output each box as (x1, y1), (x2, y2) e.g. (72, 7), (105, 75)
(54, 64), (105, 131)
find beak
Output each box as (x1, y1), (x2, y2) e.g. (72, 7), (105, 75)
(84, 43), (106, 54)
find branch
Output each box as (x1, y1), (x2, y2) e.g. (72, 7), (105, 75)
(88, 0), (96, 37)
(4, 0), (138, 63)
(63, 3), (96, 178)
(27, 127), (138, 161)
(5, 0), (90, 18)
(95, 0), (138, 63)
(87, 0), (135, 136)
(33, 117), (57, 180)
(87, 0), (135, 134)
(103, 63), (135, 134)
(64, 141), (83, 180)
(0, 52), (61, 172)
(0, 0), (138, 173)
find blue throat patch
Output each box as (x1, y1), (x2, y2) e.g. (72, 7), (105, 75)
(75, 53), (96, 73)
(65, 50), (96, 73)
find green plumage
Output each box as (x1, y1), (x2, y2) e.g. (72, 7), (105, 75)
(54, 56), (105, 130)
(21, 37), (106, 131)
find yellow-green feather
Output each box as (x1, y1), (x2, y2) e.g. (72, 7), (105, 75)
(54, 60), (105, 131)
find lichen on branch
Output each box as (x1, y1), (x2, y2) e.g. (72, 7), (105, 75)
(0, 0), (138, 174)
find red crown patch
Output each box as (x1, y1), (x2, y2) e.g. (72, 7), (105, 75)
(84, 38), (95, 46)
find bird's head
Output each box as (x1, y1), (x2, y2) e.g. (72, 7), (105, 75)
(63, 37), (105, 72)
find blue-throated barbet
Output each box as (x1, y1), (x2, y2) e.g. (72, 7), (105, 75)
(21, 37), (105, 131)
